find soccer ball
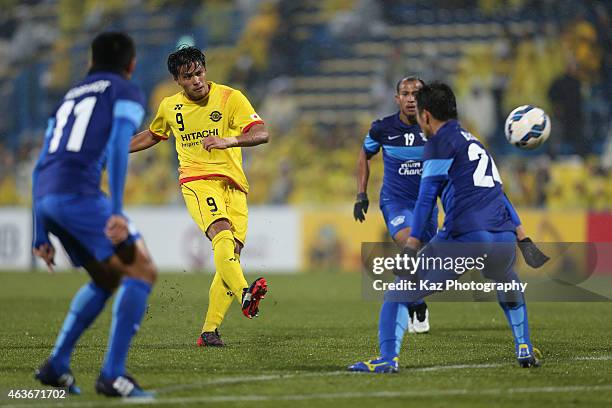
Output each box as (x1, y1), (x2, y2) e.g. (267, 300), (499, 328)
(504, 105), (551, 150)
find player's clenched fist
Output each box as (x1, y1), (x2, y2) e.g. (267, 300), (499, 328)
(105, 215), (129, 245)
(354, 192), (369, 222)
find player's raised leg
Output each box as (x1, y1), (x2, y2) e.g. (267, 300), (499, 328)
(225, 185), (268, 319)
(210, 225), (248, 299)
(498, 289), (539, 368)
(207, 220), (267, 319)
(484, 245), (539, 368)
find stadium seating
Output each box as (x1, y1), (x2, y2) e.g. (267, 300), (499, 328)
(0, 0), (609, 208)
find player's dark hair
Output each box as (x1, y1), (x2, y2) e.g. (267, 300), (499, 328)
(89, 31), (135, 74)
(415, 82), (458, 121)
(396, 76), (425, 94)
(167, 46), (206, 79)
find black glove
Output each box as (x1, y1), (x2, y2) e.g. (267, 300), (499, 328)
(353, 192), (369, 222)
(394, 246), (418, 276)
(518, 237), (550, 268)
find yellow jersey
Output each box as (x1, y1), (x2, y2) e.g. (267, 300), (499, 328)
(149, 81), (263, 193)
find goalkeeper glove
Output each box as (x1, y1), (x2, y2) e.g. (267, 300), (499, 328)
(518, 237), (550, 268)
(353, 192), (369, 222)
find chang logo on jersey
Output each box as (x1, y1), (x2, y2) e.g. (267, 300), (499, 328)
(209, 111), (222, 122)
(180, 128), (219, 142)
(399, 160), (422, 176)
(64, 80), (111, 100)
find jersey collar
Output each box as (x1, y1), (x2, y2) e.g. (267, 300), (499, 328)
(434, 119), (460, 138)
(395, 111), (419, 130)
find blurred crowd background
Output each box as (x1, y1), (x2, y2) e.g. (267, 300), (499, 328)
(0, 0), (610, 210)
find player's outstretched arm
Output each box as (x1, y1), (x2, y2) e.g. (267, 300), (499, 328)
(354, 149), (371, 222)
(130, 129), (161, 153)
(105, 116), (139, 246)
(202, 124), (269, 151)
(31, 127), (56, 273)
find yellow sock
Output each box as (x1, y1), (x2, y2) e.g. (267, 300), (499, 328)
(202, 273), (234, 333)
(211, 230), (248, 305)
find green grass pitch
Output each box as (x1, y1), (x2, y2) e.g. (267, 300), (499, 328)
(1, 272), (611, 407)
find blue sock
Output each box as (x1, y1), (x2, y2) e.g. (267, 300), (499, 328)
(50, 282), (111, 373)
(378, 301), (409, 361)
(101, 278), (152, 379)
(498, 295), (532, 354)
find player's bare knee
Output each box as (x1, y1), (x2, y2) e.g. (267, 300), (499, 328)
(130, 246), (157, 284)
(106, 240), (157, 284)
(121, 257), (156, 284)
(142, 258), (158, 284)
(206, 219), (232, 240)
(134, 239), (157, 283)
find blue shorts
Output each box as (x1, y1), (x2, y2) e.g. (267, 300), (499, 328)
(380, 202), (438, 244)
(385, 230), (519, 302)
(34, 193), (140, 267)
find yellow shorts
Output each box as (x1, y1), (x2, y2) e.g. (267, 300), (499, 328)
(181, 178), (248, 245)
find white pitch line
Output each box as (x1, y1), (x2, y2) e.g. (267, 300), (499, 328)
(2, 356), (610, 408)
(574, 356), (612, 361)
(153, 371), (347, 394)
(154, 363), (504, 394)
(412, 363), (503, 372)
(3, 384), (612, 408)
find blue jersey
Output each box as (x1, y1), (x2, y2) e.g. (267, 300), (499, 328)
(34, 72), (145, 202)
(363, 112), (427, 204)
(32, 71), (145, 263)
(411, 120), (515, 239)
